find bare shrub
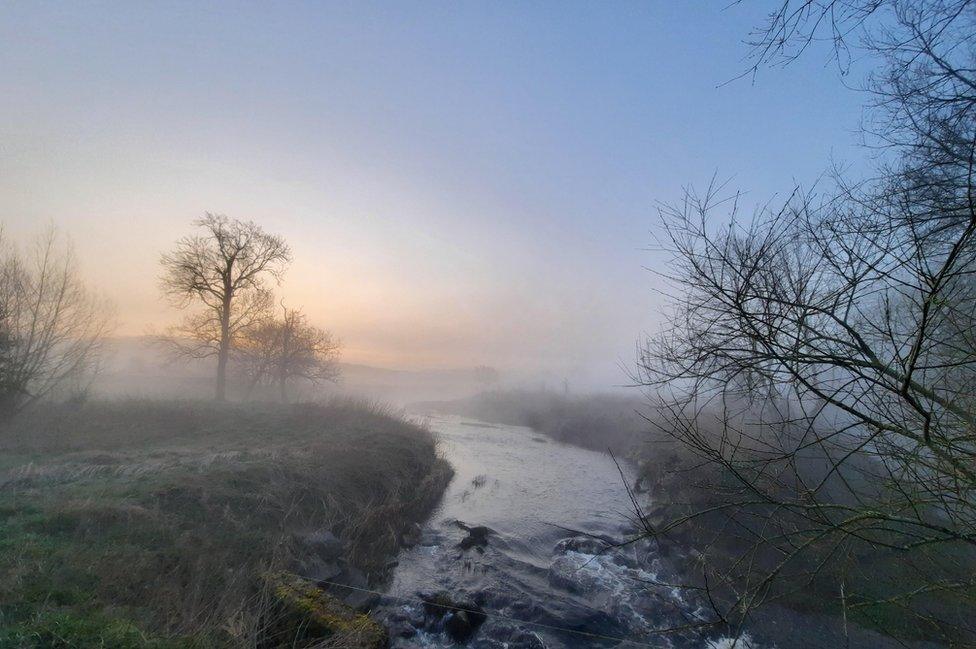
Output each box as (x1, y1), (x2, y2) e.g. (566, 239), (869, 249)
(0, 399), (452, 645)
(0, 228), (112, 414)
(235, 305), (341, 402)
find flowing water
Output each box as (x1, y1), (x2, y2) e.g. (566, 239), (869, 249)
(374, 415), (739, 649)
(370, 415), (944, 649)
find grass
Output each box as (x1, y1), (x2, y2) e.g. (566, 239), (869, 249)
(635, 426), (976, 646)
(0, 399), (453, 648)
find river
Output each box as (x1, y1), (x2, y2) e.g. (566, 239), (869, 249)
(368, 415), (949, 649)
(373, 414), (745, 649)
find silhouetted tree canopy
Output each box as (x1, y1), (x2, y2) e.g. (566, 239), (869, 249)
(638, 0), (976, 641)
(160, 214), (291, 402)
(0, 229), (112, 414)
(235, 305), (340, 402)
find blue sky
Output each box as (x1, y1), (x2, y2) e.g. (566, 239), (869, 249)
(0, 2), (868, 385)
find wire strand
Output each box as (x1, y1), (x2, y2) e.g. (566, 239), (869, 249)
(314, 578), (672, 647)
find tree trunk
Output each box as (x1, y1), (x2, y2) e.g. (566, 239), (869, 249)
(216, 294), (232, 402)
(278, 315), (290, 403)
(216, 340), (229, 402)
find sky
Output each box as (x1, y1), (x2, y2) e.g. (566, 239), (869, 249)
(0, 2), (869, 387)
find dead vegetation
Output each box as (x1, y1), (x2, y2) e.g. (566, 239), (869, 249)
(0, 399), (452, 647)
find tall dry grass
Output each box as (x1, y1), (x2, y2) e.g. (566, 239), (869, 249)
(0, 399), (452, 647)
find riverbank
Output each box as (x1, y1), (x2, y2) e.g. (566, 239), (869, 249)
(412, 392), (961, 648)
(0, 399), (453, 647)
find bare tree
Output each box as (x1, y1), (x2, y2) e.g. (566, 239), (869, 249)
(738, 0), (886, 75)
(235, 305), (340, 402)
(473, 365), (500, 391)
(160, 214), (291, 401)
(0, 238), (20, 404)
(635, 0), (976, 642)
(0, 228), (112, 414)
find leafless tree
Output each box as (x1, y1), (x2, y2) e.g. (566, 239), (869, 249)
(0, 228), (112, 414)
(737, 0), (885, 75)
(235, 305), (340, 402)
(160, 214), (291, 401)
(636, 1), (976, 643)
(473, 365), (500, 391)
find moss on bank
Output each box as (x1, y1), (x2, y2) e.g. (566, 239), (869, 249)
(262, 572), (386, 648)
(0, 400), (452, 648)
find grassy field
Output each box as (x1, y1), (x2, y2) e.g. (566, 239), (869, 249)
(0, 399), (453, 648)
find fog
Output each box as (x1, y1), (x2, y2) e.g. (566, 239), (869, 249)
(0, 2), (865, 395)
(94, 335), (552, 406)
(2, 2), (972, 648)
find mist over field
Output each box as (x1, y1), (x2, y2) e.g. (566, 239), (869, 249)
(2, 2), (976, 648)
(93, 335), (489, 405)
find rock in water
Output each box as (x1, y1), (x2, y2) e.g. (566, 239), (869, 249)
(333, 566), (379, 610)
(262, 572), (387, 649)
(420, 591), (488, 643)
(400, 522), (423, 548)
(554, 535), (613, 555)
(454, 520), (494, 551)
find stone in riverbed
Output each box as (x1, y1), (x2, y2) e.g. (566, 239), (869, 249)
(454, 520), (494, 552)
(420, 591), (488, 643)
(400, 522), (423, 548)
(386, 618), (417, 639)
